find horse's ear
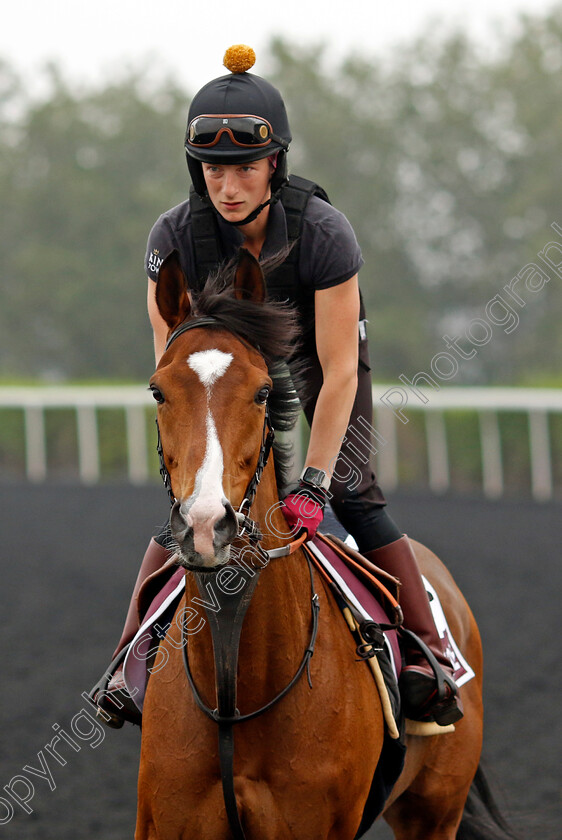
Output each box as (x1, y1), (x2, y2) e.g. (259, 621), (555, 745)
(233, 248), (266, 303)
(155, 250), (192, 328)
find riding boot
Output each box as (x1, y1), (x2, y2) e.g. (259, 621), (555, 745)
(90, 538), (172, 728)
(112, 538), (173, 658)
(364, 536), (463, 726)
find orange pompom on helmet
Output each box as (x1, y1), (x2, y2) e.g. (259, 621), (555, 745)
(185, 45), (292, 200)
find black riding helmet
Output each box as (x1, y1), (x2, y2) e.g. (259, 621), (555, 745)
(185, 46), (292, 224)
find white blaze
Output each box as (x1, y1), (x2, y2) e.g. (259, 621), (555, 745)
(185, 349), (233, 559)
(188, 349), (233, 389)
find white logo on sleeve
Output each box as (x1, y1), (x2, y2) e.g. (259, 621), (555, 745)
(148, 248), (164, 275)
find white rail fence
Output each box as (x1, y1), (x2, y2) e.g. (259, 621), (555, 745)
(371, 386), (562, 502)
(0, 386), (154, 486)
(0, 386), (561, 501)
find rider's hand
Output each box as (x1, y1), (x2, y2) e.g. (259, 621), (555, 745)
(281, 481), (328, 540)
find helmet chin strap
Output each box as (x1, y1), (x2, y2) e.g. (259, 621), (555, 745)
(227, 193), (279, 227)
(203, 186), (282, 228)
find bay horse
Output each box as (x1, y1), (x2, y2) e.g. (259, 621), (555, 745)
(135, 249), (508, 840)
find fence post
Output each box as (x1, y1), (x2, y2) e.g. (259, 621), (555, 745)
(76, 406), (99, 484)
(425, 411), (449, 493)
(479, 411), (503, 499)
(24, 406), (47, 482)
(374, 407), (398, 491)
(126, 406), (149, 484)
(528, 411), (552, 501)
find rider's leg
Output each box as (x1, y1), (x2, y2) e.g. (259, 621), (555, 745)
(297, 341), (462, 725)
(91, 530), (173, 726)
(363, 533), (463, 725)
(111, 535), (172, 659)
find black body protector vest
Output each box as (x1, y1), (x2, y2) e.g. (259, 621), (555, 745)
(189, 175), (368, 365)
(189, 174), (330, 310)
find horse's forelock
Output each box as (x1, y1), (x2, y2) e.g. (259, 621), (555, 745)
(191, 256), (300, 364)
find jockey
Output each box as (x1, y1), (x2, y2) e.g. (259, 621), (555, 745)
(92, 46), (462, 729)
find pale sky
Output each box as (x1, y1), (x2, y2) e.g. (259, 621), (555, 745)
(3, 0), (560, 95)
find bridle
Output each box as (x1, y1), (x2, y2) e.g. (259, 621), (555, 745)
(157, 315), (298, 561)
(155, 315), (319, 839)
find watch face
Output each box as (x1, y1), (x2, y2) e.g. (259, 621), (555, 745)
(302, 467), (329, 490)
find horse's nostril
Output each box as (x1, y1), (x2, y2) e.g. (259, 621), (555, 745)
(170, 501), (190, 542)
(214, 502), (238, 545)
(170, 498), (236, 553)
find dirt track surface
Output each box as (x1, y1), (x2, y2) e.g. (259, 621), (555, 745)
(0, 485), (559, 839)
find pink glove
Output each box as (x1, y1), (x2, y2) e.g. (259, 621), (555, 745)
(281, 490), (325, 540)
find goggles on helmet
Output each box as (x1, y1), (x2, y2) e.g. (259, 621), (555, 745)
(187, 114), (288, 150)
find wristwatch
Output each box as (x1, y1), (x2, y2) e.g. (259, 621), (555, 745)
(300, 466), (331, 492)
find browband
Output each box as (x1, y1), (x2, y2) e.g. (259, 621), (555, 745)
(165, 316), (223, 350)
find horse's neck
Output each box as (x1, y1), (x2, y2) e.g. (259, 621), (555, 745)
(182, 460), (312, 701)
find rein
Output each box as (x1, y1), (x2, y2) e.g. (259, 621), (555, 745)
(183, 558), (319, 726)
(157, 314), (319, 839)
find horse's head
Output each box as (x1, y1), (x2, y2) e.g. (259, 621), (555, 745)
(151, 249), (298, 571)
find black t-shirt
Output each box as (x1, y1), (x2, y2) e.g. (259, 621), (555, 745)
(145, 195), (364, 302)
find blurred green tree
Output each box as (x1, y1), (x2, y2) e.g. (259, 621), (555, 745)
(0, 65), (189, 379)
(0, 5), (561, 384)
(268, 9), (562, 384)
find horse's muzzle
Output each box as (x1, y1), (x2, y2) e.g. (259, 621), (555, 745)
(170, 499), (238, 569)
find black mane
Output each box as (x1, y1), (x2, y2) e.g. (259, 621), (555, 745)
(188, 257), (306, 490)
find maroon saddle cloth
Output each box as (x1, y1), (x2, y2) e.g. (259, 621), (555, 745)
(305, 532), (402, 679)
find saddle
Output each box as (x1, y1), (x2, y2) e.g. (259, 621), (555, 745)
(302, 533), (407, 836)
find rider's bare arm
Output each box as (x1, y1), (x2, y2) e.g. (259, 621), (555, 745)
(305, 275), (360, 478)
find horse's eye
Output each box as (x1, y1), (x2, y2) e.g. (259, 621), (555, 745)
(255, 386), (270, 405)
(150, 386), (165, 405)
